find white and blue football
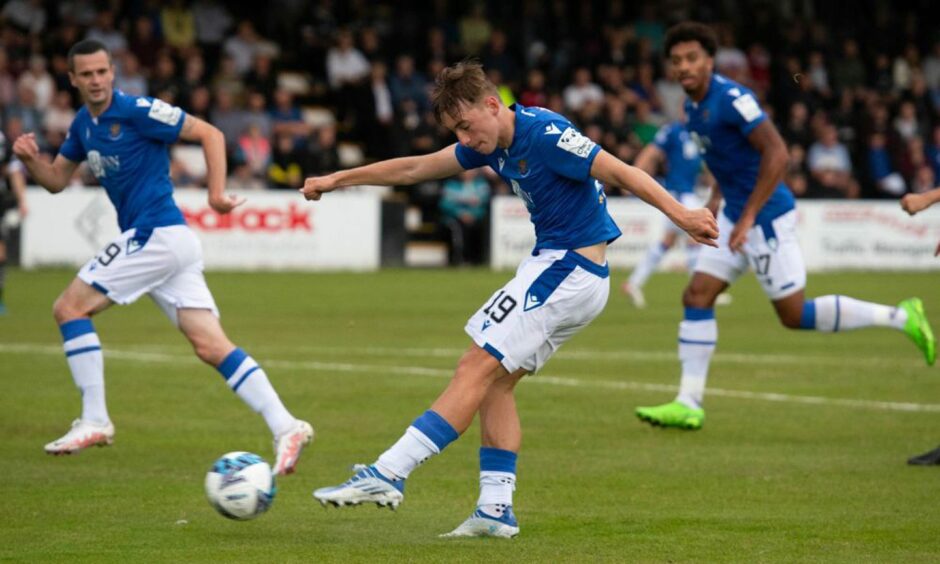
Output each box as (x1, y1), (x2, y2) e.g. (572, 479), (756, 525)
(205, 451), (276, 520)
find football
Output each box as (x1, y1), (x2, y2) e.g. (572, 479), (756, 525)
(204, 451), (276, 520)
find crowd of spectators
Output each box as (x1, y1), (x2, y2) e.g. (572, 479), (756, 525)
(3, 0), (940, 261)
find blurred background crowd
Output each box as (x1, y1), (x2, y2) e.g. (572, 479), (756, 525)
(2, 0), (939, 263)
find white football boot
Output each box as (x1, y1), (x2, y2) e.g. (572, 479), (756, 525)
(440, 506), (520, 538)
(273, 420), (314, 476)
(621, 281), (647, 309)
(44, 419), (115, 455)
(313, 464), (404, 509)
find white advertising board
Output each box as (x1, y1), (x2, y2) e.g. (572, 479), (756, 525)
(490, 196), (940, 271)
(22, 188), (381, 270)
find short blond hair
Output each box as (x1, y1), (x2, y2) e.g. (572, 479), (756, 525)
(431, 60), (499, 123)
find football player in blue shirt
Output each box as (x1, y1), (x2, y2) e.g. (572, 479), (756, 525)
(302, 61), (718, 537)
(12, 40), (313, 475)
(635, 22), (935, 431)
(621, 118), (718, 308)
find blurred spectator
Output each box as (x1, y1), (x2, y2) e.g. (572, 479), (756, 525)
(893, 43), (920, 94)
(631, 101), (660, 146)
(389, 54), (429, 113)
(85, 10), (127, 56)
(364, 61), (394, 160)
(180, 54), (208, 104)
(185, 85), (212, 121)
(925, 41), (940, 93)
(148, 53), (182, 104)
(192, 0), (233, 72)
(209, 88), (246, 154)
(211, 55), (246, 102)
(129, 16), (163, 70)
(480, 29), (518, 85)
(1, 0), (46, 35)
(563, 67), (603, 113)
(270, 89), (310, 144)
(17, 54), (53, 111)
(48, 55), (71, 93)
(267, 132), (305, 189)
(867, 132), (907, 197)
(782, 101), (814, 148)
(806, 51), (832, 101)
(306, 124), (341, 176)
(114, 53), (148, 97)
(237, 123), (272, 179)
(714, 24), (748, 84)
(42, 90), (75, 150)
(893, 100), (924, 142)
(0, 49), (16, 109)
(57, 0), (96, 28)
(225, 20), (275, 76)
(161, 0), (196, 53)
(747, 43), (771, 96)
(786, 143), (810, 198)
(439, 168), (490, 265)
(807, 124), (859, 198)
(458, 3), (492, 56)
(6, 84), (45, 148)
(911, 164), (935, 195)
(243, 91), (273, 140)
(326, 28), (370, 90)
(831, 39), (867, 95)
(519, 69), (548, 108)
(629, 61), (662, 112)
(245, 54), (278, 101)
(655, 65), (685, 123)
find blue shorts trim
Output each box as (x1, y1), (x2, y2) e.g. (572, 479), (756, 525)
(483, 343), (505, 361)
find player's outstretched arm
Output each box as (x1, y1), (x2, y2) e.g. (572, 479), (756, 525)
(901, 188), (940, 216)
(591, 149), (718, 247)
(729, 120), (788, 250)
(178, 115), (244, 214)
(11, 133), (78, 193)
(301, 144), (465, 201)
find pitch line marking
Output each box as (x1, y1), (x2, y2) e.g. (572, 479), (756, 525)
(2, 343), (938, 413)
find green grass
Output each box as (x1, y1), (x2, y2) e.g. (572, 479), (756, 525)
(1, 268), (939, 562)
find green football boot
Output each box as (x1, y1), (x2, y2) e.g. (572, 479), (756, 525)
(899, 298), (936, 366)
(636, 401), (704, 430)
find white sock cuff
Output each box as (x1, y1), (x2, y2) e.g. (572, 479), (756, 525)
(406, 425), (441, 455)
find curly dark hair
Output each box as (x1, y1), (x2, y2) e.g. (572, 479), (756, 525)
(664, 22), (718, 58)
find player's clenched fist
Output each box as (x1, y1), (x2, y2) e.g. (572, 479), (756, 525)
(300, 175), (338, 201)
(679, 207), (719, 247)
(12, 133), (40, 162)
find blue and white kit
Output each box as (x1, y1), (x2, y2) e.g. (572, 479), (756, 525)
(456, 104), (621, 372)
(59, 90), (217, 323)
(684, 74), (803, 299)
(651, 121), (705, 235)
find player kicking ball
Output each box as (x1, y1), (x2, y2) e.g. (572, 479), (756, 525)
(12, 40), (312, 475)
(301, 61), (718, 537)
(635, 22), (935, 431)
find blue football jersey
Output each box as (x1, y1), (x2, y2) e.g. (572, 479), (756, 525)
(455, 104), (621, 254)
(684, 74), (794, 226)
(651, 122), (700, 195)
(59, 90), (187, 232)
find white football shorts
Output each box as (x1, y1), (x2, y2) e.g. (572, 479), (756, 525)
(693, 209), (806, 300)
(465, 249), (610, 374)
(77, 224), (219, 325)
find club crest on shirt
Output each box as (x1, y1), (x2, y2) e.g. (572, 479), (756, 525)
(109, 122), (123, 140)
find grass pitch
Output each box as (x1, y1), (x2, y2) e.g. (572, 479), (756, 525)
(1, 268), (939, 562)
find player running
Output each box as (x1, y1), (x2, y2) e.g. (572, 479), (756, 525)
(621, 118), (727, 308)
(900, 187), (940, 466)
(302, 61), (718, 538)
(635, 22), (935, 431)
(12, 40), (313, 475)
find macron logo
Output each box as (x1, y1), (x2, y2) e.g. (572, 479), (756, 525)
(498, 157), (505, 171)
(544, 123), (562, 135)
(481, 319), (492, 331)
(524, 293), (541, 311)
